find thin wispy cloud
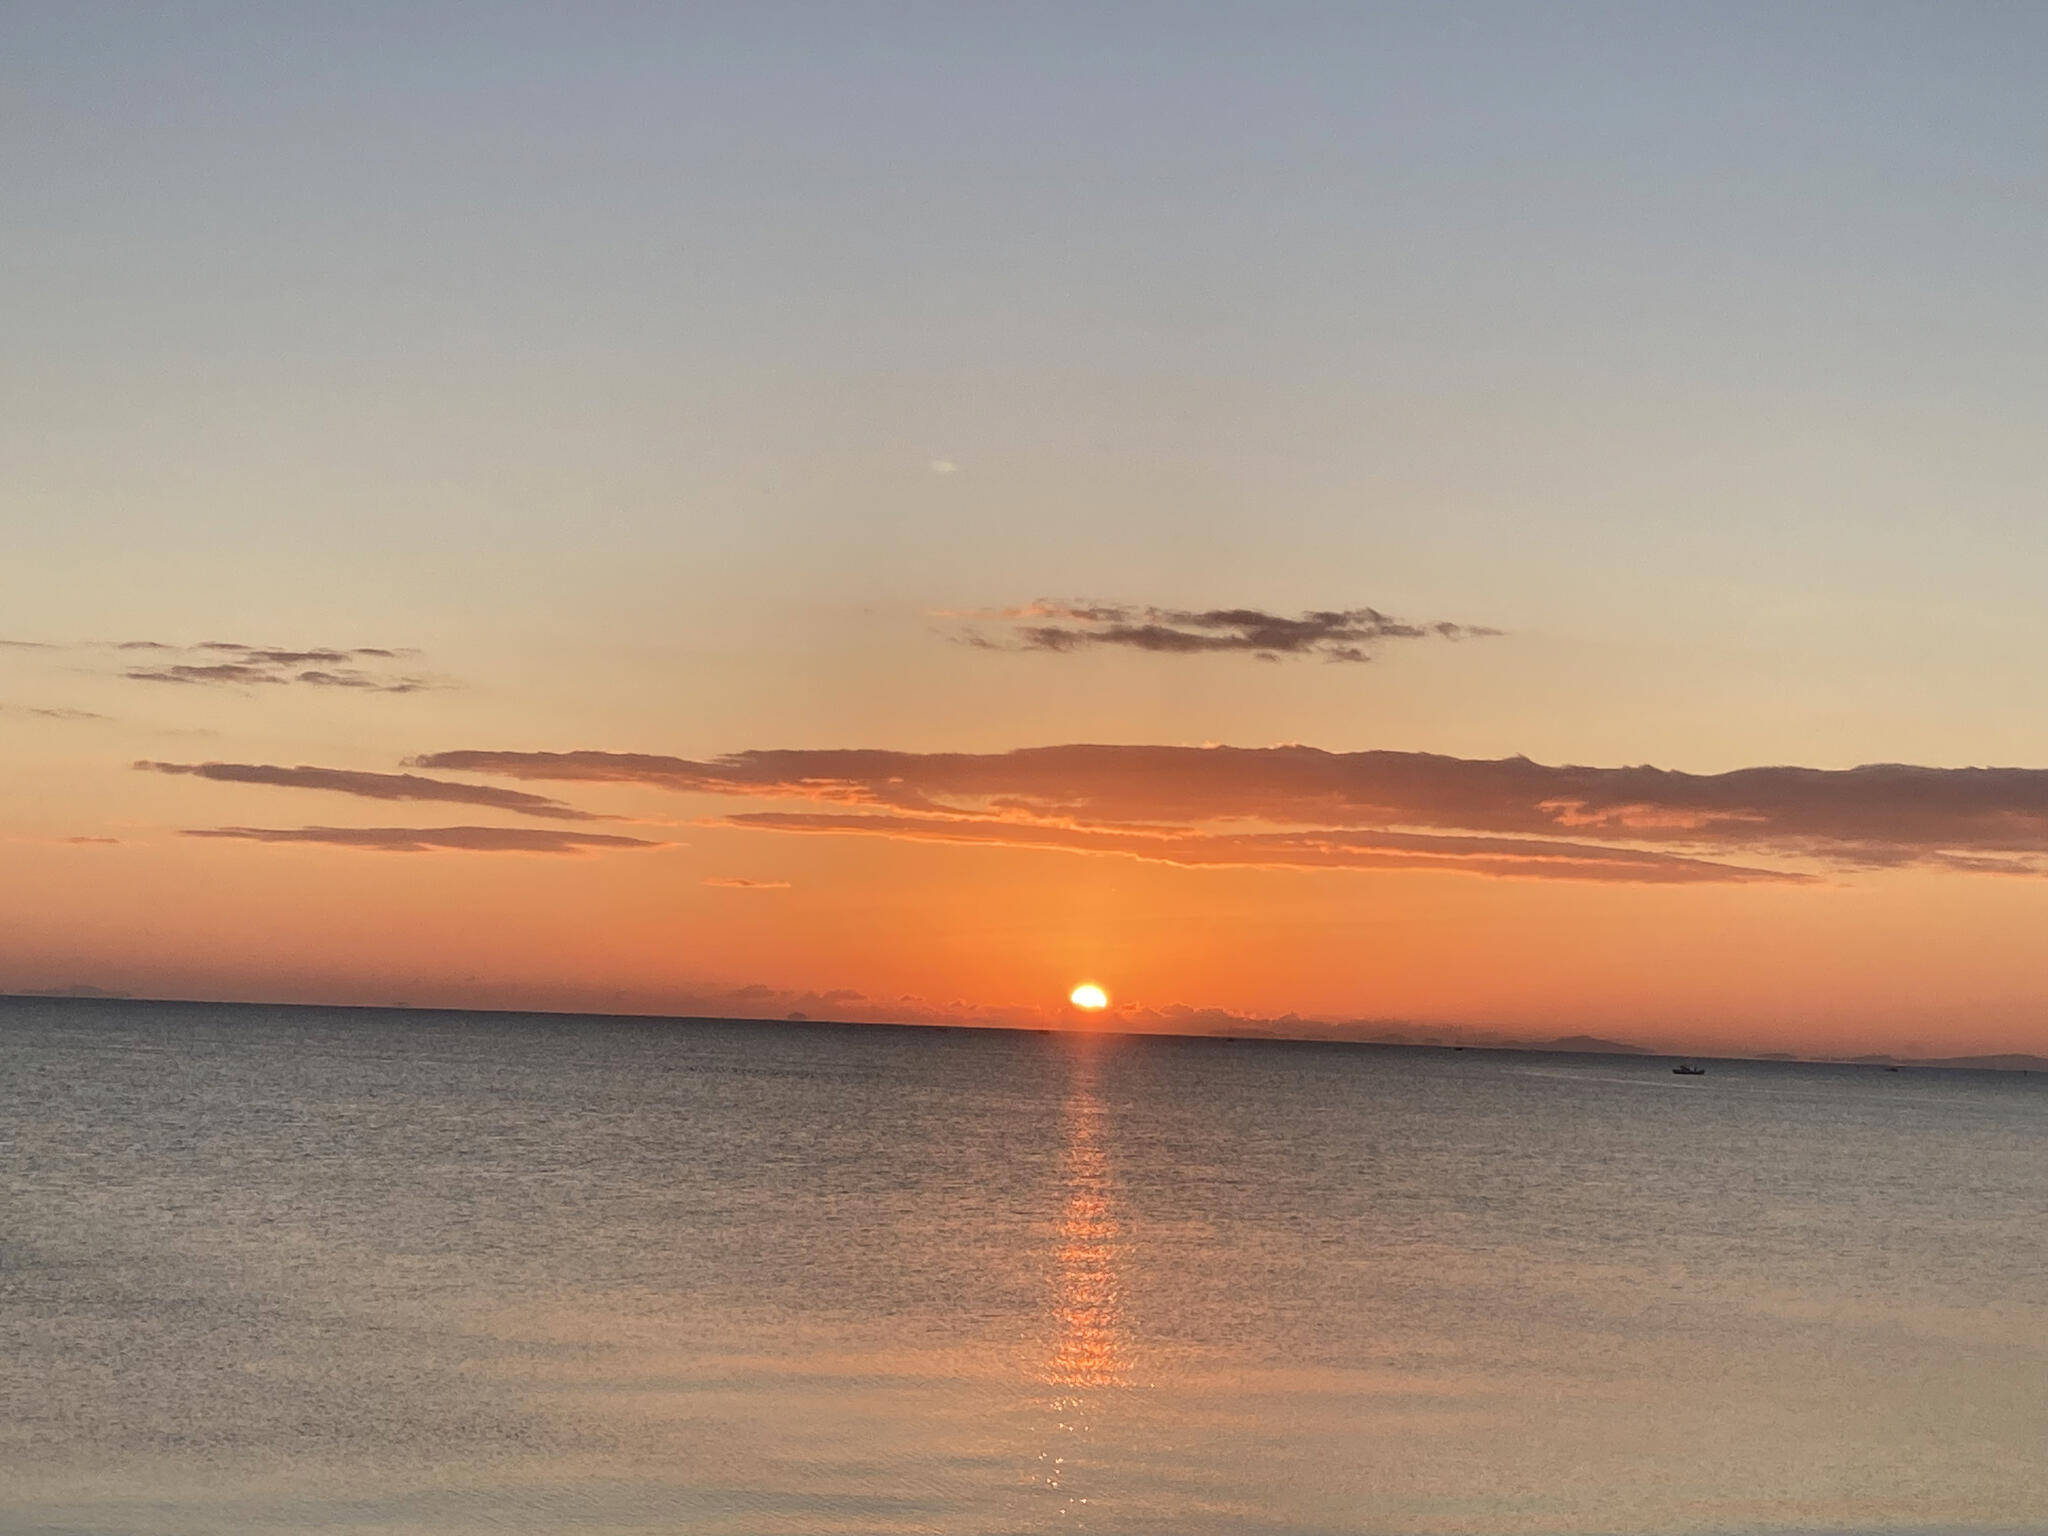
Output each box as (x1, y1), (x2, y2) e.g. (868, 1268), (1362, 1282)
(720, 811), (1794, 884)
(182, 825), (658, 854)
(416, 743), (2048, 883)
(4, 636), (440, 692)
(703, 876), (792, 889)
(137, 761), (613, 821)
(125, 643), (433, 692)
(0, 704), (106, 720)
(956, 601), (1500, 663)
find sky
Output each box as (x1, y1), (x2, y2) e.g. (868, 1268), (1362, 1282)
(8, 3), (2048, 1057)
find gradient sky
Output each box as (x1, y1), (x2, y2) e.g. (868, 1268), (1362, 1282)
(9, 3), (2048, 1056)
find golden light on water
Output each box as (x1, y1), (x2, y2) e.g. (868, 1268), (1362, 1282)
(1069, 983), (1109, 1011)
(1046, 1052), (1129, 1390)
(1038, 1048), (1130, 1516)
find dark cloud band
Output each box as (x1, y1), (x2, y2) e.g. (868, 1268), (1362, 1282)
(961, 601), (1500, 662)
(114, 642), (431, 692)
(413, 741), (2048, 881)
(138, 761), (610, 821)
(718, 810), (1799, 883)
(182, 825), (656, 854)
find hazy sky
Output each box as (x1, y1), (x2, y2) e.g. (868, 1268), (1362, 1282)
(9, 4), (2048, 1055)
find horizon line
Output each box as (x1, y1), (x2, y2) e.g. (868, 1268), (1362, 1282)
(6, 990), (2044, 1074)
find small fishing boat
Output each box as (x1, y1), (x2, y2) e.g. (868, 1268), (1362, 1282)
(1672, 1063), (1707, 1076)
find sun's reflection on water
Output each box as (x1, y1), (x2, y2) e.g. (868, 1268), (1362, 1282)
(1038, 1044), (1130, 1522)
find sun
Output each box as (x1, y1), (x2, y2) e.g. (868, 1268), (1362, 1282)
(1069, 983), (1109, 1011)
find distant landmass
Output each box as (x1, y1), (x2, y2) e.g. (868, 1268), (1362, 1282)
(1530, 1034), (1651, 1055)
(1849, 1052), (2048, 1073)
(1321, 1021), (1647, 1054)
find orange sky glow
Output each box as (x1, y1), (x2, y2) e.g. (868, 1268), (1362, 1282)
(11, 700), (2048, 1060)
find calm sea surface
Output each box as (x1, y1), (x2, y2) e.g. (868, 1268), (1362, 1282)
(3, 998), (2045, 1536)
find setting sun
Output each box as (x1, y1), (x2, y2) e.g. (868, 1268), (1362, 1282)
(1069, 983), (1109, 1011)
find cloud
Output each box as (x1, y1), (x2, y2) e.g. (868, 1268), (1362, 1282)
(137, 761), (612, 821)
(0, 704), (106, 720)
(181, 825), (659, 854)
(6, 636), (437, 691)
(956, 601), (1500, 663)
(415, 742), (2048, 882)
(126, 663), (289, 686)
(111, 643), (434, 692)
(702, 876), (792, 889)
(718, 810), (1798, 883)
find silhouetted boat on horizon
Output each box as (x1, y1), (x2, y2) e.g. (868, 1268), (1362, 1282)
(1672, 1063), (1707, 1076)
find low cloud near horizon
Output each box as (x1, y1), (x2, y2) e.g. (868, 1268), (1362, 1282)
(182, 825), (658, 854)
(408, 742), (2048, 883)
(139, 761), (613, 821)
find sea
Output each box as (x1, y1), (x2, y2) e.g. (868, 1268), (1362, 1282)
(3, 996), (2045, 1536)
